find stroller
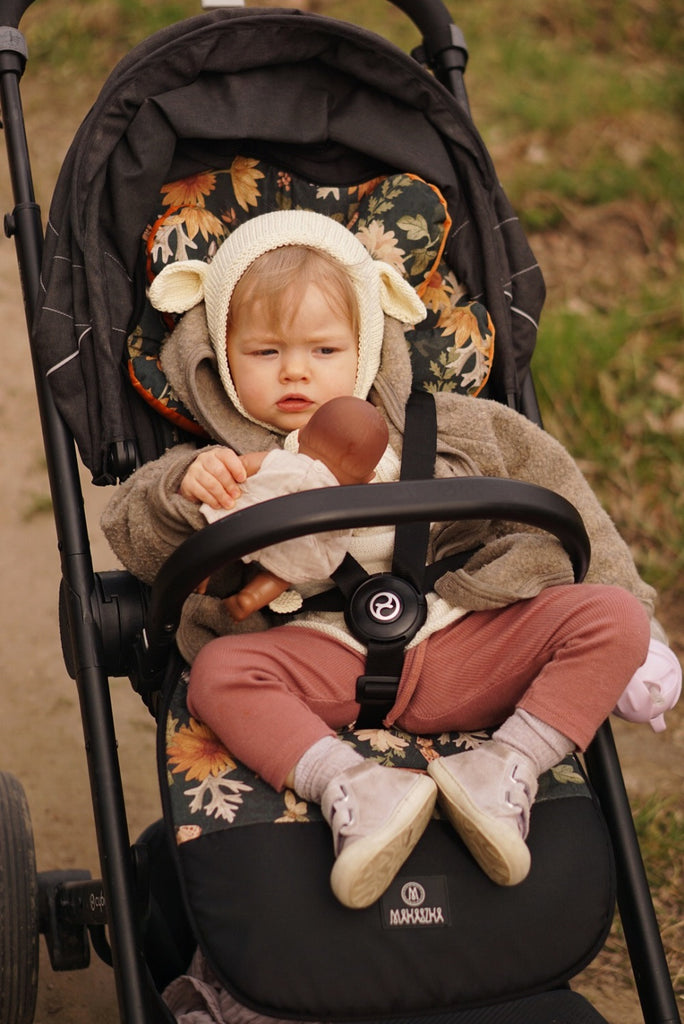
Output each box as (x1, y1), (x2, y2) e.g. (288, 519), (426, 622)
(0, 2), (680, 1023)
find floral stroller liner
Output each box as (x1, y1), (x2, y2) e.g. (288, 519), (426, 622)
(165, 667), (589, 842)
(129, 159), (495, 439)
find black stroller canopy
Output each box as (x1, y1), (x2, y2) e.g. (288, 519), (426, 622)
(33, 7), (544, 482)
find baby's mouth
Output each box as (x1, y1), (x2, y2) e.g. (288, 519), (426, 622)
(277, 394), (312, 412)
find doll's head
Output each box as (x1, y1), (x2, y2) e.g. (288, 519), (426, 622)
(297, 397), (389, 485)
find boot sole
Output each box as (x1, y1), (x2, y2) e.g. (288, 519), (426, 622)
(330, 774), (437, 910)
(428, 758), (530, 886)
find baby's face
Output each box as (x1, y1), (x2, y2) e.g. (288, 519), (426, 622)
(226, 281), (358, 433)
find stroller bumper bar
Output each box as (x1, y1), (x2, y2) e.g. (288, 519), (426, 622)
(145, 475), (590, 651)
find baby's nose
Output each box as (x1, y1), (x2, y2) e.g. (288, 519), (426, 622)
(281, 351), (310, 380)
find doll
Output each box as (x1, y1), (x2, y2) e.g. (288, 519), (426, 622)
(200, 395), (389, 621)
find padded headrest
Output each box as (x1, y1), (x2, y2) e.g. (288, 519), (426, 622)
(127, 157), (494, 434)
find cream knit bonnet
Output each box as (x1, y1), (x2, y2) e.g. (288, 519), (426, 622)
(148, 209), (426, 430)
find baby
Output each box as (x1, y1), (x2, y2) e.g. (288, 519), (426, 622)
(104, 210), (679, 911)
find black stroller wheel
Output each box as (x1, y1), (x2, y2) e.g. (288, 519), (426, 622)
(0, 772), (39, 1024)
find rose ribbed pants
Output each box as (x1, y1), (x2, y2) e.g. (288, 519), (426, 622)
(188, 583), (650, 791)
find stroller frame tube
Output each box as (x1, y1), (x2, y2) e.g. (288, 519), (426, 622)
(0, 30), (173, 1024)
(585, 725), (682, 1024)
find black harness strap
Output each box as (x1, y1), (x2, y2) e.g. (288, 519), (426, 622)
(350, 391), (437, 728)
(390, 390), (437, 587)
(289, 547), (479, 616)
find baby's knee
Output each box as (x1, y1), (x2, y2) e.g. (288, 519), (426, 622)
(592, 584), (649, 628)
(586, 584), (650, 662)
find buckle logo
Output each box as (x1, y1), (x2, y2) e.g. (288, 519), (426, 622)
(368, 591), (403, 623)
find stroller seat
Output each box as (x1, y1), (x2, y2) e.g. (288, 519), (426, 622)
(130, 156), (614, 1017)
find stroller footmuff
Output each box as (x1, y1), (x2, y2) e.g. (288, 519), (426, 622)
(160, 662), (615, 1018)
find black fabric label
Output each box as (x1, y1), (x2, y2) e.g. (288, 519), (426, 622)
(381, 875), (451, 929)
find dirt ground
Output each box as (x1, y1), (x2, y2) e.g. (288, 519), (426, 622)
(0, 36), (682, 1024)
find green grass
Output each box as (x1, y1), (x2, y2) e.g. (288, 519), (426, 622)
(534, 299), (684, 596)
(634, 795), (684, 891)
(590, 790), (684, 995)
(21, 492), (53, 520)
(623, 795), (684, 992)
(22, 0), (199, 71)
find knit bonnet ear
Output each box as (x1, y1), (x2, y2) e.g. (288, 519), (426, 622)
(349, 258), (426, 403)
(147, 259), (210, 313)
(375, 260), (428, 327)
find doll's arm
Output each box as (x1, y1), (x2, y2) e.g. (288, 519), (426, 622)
(239, 450), (269, 477)
(224, 571), (290, 622)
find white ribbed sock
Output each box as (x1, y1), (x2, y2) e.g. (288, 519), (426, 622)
(293, 736), (364, 803)
(493, 708), (575, 776)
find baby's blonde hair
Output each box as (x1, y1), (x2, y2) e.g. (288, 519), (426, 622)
(226, 245), (360, 339)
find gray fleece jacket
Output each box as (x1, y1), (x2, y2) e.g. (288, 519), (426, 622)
(102, 304), (662, 663)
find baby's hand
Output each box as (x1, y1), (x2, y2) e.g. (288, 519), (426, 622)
(180, 447), (247, 509)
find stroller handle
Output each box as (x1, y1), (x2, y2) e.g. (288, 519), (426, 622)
(389, 0), (465, 50)
(388, 0), (469, 111)
(0, 0), (33, 28)
(146, 476), (590, 646)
